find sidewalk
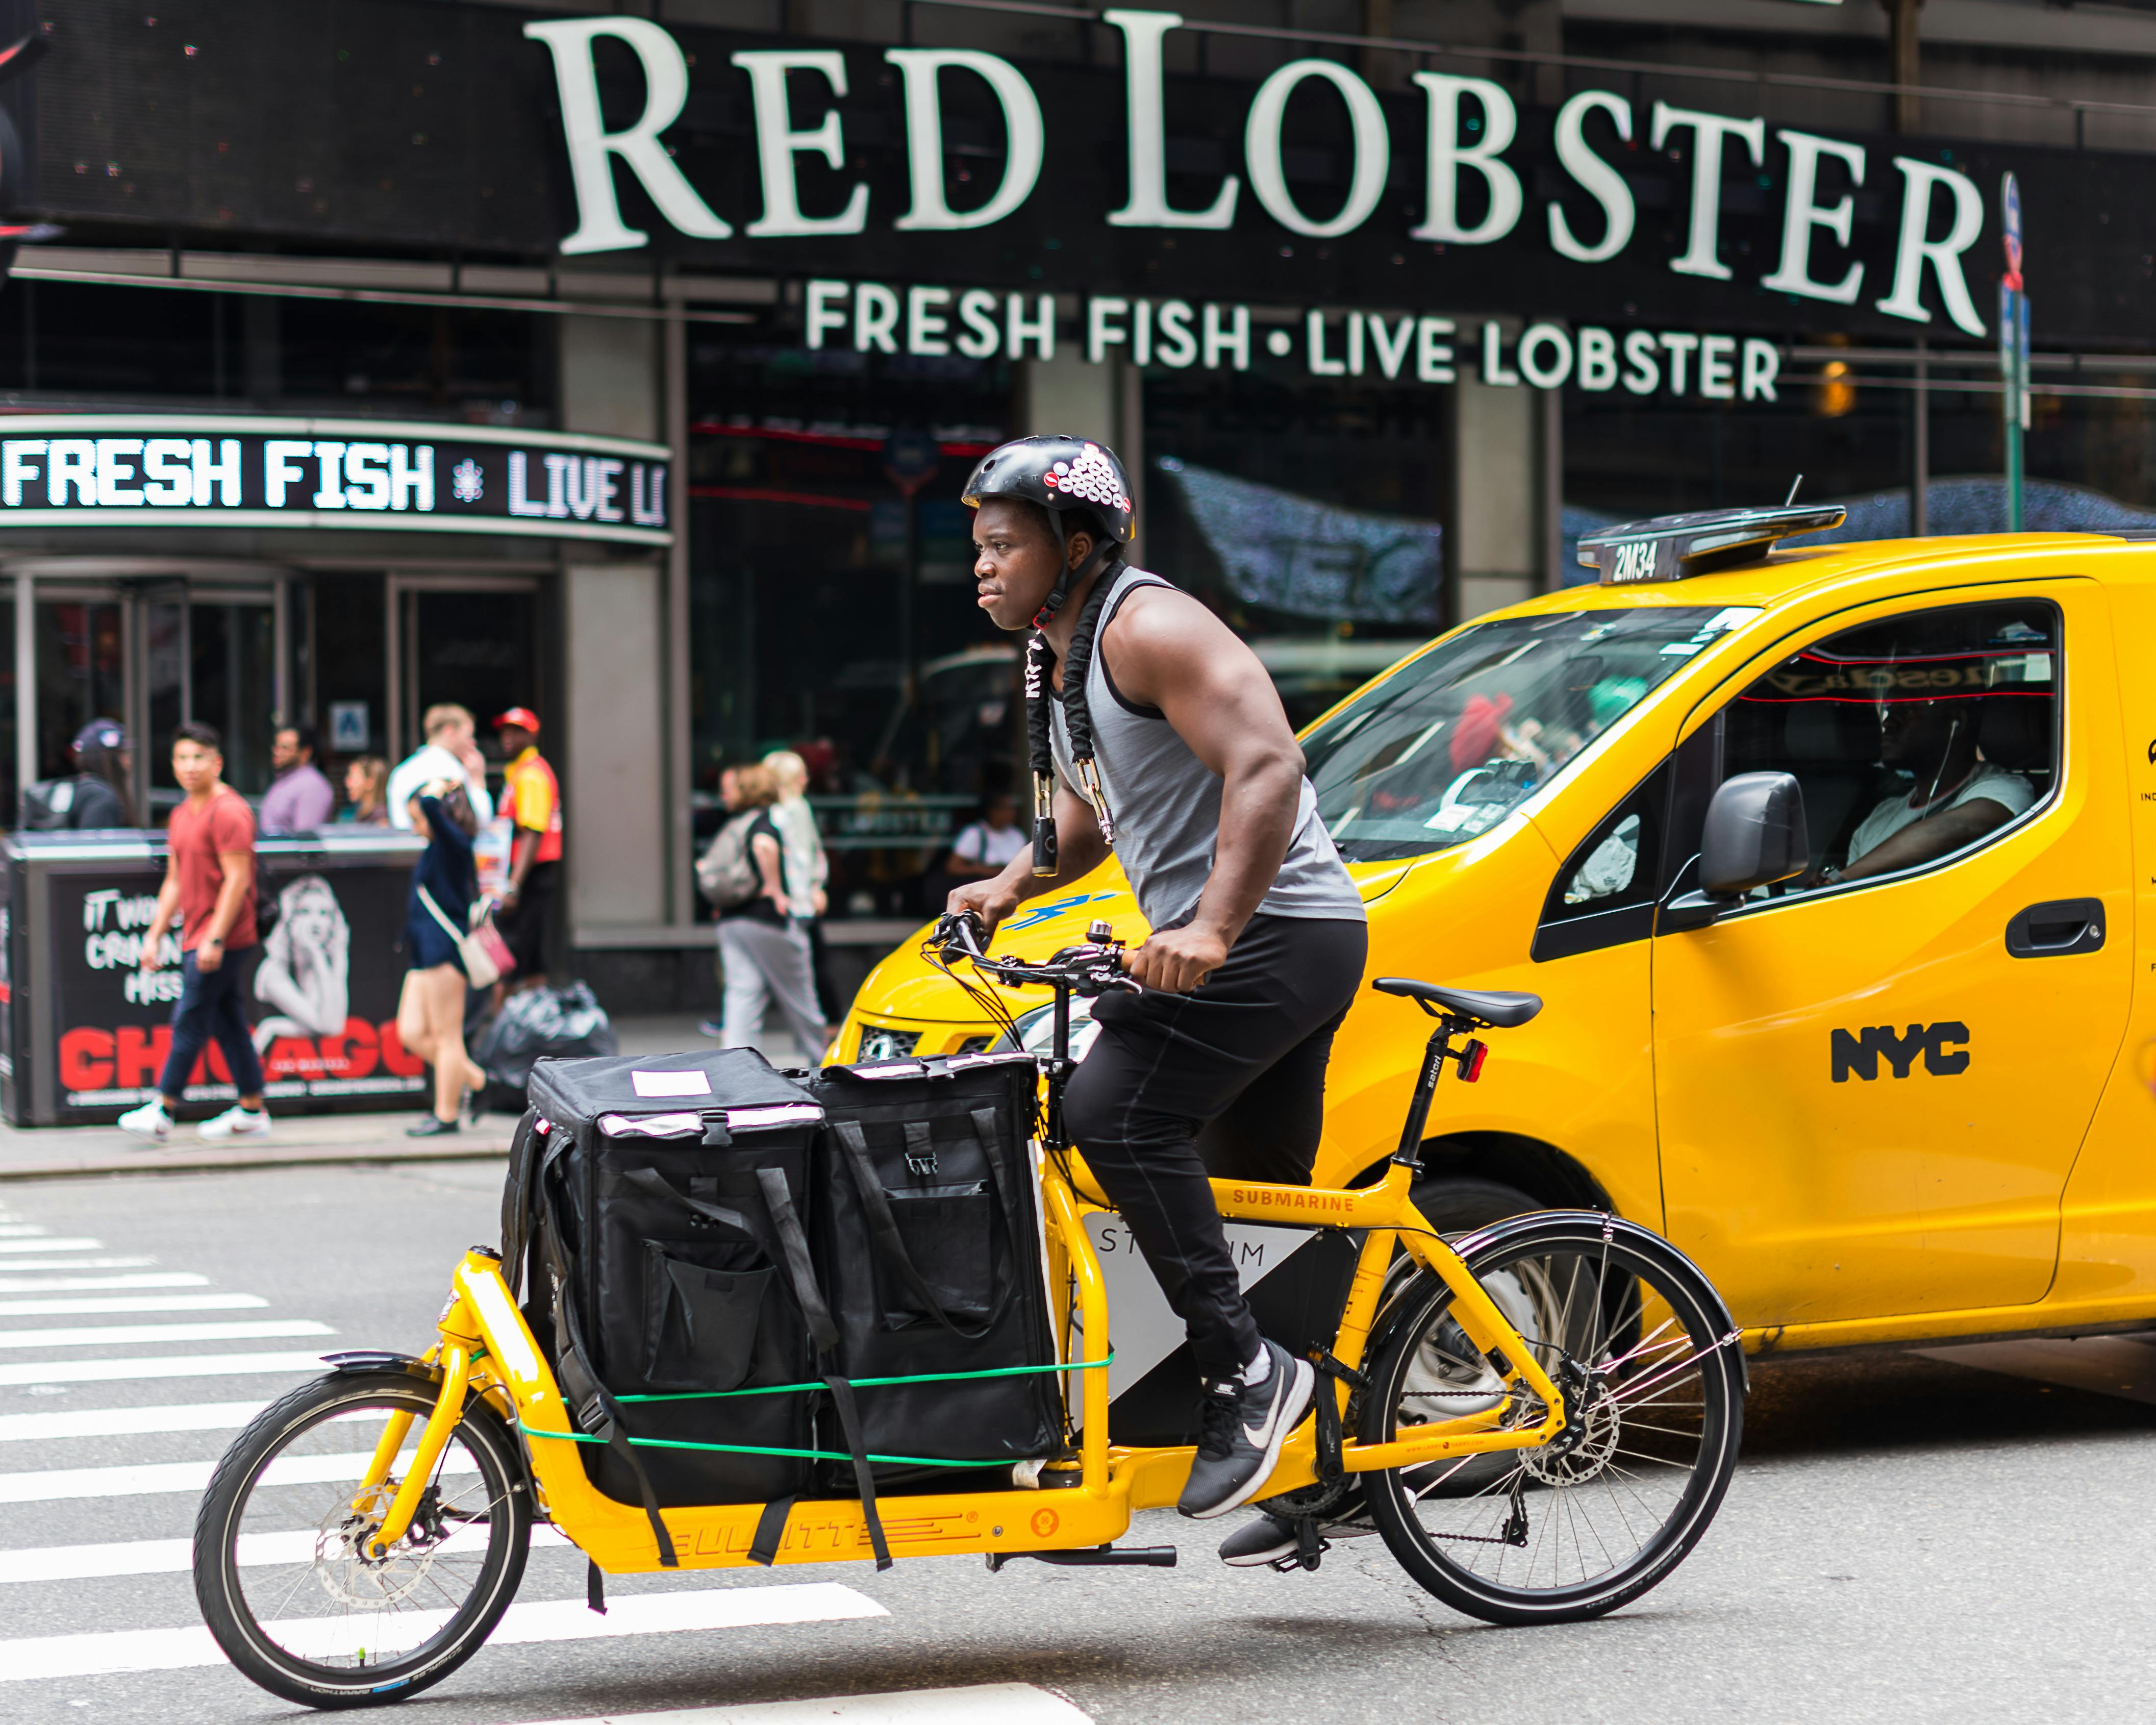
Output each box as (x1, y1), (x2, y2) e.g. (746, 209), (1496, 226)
(0, 1017), (806, 1182)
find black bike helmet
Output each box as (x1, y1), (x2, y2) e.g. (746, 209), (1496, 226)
(962, 435), (1135, 626)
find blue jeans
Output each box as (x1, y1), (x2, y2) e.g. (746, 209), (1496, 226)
(156, 946), (265, 1102)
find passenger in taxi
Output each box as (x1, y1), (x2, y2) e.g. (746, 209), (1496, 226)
(1827, 694), (2035, 883)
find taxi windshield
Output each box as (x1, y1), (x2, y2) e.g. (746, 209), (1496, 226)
(1305, 606), (1757, 861)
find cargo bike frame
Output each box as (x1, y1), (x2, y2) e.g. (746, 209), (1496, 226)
(193, 913), (1746, 1708)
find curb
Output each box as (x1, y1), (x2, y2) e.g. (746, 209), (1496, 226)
(0, 1138), (514, 1182)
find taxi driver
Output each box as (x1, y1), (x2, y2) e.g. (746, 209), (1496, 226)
(1827, 694), (2034, 884)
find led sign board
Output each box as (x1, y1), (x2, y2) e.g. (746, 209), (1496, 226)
(0, 417), (672, 545)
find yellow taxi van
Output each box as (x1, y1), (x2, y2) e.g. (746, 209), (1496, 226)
(837, 505), (2156, 1359)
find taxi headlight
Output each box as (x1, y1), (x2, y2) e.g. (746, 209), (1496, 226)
(994, 997), (1102, 1061)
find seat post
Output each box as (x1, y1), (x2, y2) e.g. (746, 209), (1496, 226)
(1390, 1021), (1458, 1169)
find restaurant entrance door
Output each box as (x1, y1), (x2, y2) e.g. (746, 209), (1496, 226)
(385, 573), (544, 769)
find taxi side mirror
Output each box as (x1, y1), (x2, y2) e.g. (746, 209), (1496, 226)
(1662, 771), (1810, 931)
(1699, 771), (1810, 894)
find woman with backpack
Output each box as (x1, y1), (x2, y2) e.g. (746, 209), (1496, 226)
(697, 763), (829, 1061)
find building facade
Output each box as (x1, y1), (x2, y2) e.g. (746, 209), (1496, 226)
(7, 0), (2156, 1003)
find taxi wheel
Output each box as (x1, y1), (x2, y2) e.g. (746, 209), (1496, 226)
(1411, 1177), (1540, 1236)
(1391, 1178), (1548, 1498)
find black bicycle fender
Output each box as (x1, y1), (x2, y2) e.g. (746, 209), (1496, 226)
(320, 1350), (440, 1381)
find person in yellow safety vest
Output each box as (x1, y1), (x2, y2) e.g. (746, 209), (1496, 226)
(492, 707), (561, 999)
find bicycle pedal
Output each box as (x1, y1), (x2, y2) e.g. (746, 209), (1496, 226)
(1268, 1526), (1331, 1573)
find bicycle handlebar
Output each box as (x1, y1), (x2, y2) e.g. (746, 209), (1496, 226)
(928, 909), (1138, 998)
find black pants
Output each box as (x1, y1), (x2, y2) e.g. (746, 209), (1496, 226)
(157, 945), (265, 1102)
(498, 860), (556, 981)
(1062, 914), (1368, 1383)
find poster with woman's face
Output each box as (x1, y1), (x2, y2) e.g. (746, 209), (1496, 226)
(254, 874), (352, 1042)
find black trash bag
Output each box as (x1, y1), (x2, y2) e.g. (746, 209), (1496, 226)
(475, 981), (618, 1109)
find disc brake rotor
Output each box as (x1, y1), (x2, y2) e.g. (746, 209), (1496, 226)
(1522, 1361), (1620, 1486)
(312, 1481), (447, 1608)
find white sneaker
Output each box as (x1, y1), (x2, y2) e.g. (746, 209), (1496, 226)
(197, 1105), (271, 1140)
(117, 1099), (172, 1143)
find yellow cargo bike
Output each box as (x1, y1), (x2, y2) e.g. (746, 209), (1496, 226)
(189, 903), (1745, 1709)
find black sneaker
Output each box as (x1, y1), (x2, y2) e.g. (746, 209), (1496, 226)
(1217, 1511), (1300, 1567)
(1177, 1341), (1315, 1521)
(1218, 1505), (1380, 1567)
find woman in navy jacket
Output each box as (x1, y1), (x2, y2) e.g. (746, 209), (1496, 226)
(396, 781), (485, 1136)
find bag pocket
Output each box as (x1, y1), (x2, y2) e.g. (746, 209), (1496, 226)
(882, 1182), (998, 1327)
(641, 1239), (772, 1390)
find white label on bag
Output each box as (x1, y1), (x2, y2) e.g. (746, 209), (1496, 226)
(597, 1111), (704, 1138)
(630, 1070), (712, 1098)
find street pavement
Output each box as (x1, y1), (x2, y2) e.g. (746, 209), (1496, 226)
(0, 1161), (2149, 1725)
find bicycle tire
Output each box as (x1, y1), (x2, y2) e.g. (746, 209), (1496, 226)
(193, 1367), (533, 1709)
(1361, 1211), (1743, 1627)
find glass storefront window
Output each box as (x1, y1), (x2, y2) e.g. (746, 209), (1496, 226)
(1303, 606), (1751, 861)
(1562, 348), (2156, 576)
(1144, 367), (1449, 730)
(687, 328), (1011, 917)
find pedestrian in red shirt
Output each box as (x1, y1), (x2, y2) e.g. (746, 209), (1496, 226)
(119, 722), (270, 1143)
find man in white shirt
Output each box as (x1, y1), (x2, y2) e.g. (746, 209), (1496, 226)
(942, 790), (1027, 880)
(1832, 697), (2034, 884)
(386, 704), (494, 832)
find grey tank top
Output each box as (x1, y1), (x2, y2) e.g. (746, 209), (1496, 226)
(1048, 565), (1365, 931)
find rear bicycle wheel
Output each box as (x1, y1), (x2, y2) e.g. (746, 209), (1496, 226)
(1362, 1213), (1743, 1626)
(193, 1368), (532, 1708)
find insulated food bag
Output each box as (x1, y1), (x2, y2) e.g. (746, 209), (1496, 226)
(806, 1053), (1064, 1484)
(502, 1049), (832, 1523)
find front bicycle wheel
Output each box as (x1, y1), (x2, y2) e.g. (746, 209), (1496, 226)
(1362, 1213), (1743, 1627)
(193, 1367), (532, 1708)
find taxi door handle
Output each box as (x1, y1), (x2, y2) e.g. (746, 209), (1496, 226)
(2004, 898), (2105, 958)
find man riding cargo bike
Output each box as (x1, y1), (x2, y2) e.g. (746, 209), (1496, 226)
(953, 434), (1371, 1538)
(188, 437), (1746, 1711)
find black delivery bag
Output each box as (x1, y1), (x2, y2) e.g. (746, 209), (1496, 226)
(807, 1053), (1063, 1482)
(508, 1049), (829, 1513)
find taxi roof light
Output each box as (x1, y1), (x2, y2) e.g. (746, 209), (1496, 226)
(1578, 504), (1848, 586)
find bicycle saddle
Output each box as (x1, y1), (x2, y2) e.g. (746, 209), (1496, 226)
(1370, 978), (1543, 1028)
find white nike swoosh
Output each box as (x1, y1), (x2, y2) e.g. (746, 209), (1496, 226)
(1242, 1368), (1302, 1446)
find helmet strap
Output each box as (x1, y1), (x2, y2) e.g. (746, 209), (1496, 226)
(1031, 515), (1114, 630)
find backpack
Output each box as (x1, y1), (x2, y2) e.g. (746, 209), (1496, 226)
(18, 778), (82, 830)
(695, 810), (762, 909)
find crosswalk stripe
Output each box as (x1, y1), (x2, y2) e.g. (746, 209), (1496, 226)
(0, 1399), (273, 1443)
(0, 1293), (267, 1317)
(0, 1349), (329, 1387)
(0, 1272), (205, 1292)
(0, 1582), (888, 1682)
(0, 1239), (101, 1255)
(0, 1318), (331, 1350)
(0, 1446), (476, 1505)
(0, 1258), (157, 1273)
(516, 1685), (1093, 1725)
(0, 1225), (49, 1237)
(0, 1523), (579, 1584)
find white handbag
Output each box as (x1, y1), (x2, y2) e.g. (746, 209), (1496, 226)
(417, 886), (514, 989)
